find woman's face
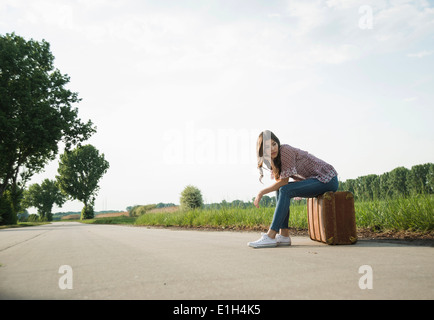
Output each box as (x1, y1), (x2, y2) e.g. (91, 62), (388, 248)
(262, 136), (279, 163)
(271, 140), (279, 159)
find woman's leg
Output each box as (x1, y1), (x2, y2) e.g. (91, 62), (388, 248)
(269, 176), (338, 235)
(276, 189), (290, 237)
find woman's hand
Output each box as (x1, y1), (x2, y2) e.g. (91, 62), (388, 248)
(254, 192), (263, 208)
(254, 178), (289, 208)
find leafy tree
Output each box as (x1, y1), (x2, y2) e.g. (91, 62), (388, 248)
(0, 33), (95, 207)
(180, 185), (203, 211)
(407, 163), (431, 195)
(259, 195), (273, 207)
(0, 183), (25, 225)
(427, 164), (434, 194)
(379, 172), (391, 198)
(231, 199), (245, 208)
(358, 174), (380, 201)
(22, 179), (66, 221)
(389, 166), (409, 197)
(155, 202), (176, 208)
(0, 189), (17, 225)
(332, 163), (433, 201)
(56, 145), (109, 220)
(344, 179), (357, 198)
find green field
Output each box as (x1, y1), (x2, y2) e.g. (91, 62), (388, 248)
(354, 194), (434, 232)
(127, 195), (434, 233)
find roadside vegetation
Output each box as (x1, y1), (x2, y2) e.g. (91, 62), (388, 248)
(131, 195), (433, 233)
(0, 221), (50, 230)
(65, 167), (434, 237)
(82, 165), (434, 236)
(76, 193), (434, 239)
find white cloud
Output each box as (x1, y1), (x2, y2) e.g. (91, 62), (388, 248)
(372, 2), (434, 47)
(287, 0), (327, 36)
(404, 96), (418, 102)
(407, 50), (434, 58)
(5, 0), (432, 72)
(285, 0), (434, 60)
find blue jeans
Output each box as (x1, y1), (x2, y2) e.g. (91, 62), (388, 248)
(270, 176), (339, 232)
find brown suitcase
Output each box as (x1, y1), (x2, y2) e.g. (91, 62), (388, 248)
(307, 191), (357, 245)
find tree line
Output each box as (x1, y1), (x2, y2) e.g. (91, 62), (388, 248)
(338, 163), (434, 201)
(0, 33), (109, 225)
(185, 163), (434, 211)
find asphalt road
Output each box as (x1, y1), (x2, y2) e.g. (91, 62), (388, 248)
(0, 222), (433, 300)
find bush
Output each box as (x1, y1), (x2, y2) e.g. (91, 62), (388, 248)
(28, 214), (40, 222)
(81, 205), (94, 220)
(129, 204), (157, 217)
(180, 185), (203, 211)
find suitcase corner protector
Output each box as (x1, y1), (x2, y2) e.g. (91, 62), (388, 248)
(323, 192), (333, 201)
(326, 236), (335, 245)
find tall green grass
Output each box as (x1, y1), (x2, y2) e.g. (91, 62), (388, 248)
(134, 195), (434, 232)
(135, 203), (307, 230)
(355, 194), (434, 232)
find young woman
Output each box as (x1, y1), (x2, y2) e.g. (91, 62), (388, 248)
(248, 130), (339, 248)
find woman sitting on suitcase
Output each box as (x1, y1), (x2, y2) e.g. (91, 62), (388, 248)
(248, 130), (339, 248)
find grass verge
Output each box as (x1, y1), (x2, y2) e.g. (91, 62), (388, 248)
(0, 221), (51, 230)
(80, 216), (136, 225)
(133, 195), (434, 235)
(133, 205), (308, 231)
(69, 195), (434, 239)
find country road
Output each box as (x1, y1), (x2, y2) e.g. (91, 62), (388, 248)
(0, 222), (433, 300)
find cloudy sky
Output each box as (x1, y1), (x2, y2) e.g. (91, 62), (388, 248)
(1, 0), (433, 213)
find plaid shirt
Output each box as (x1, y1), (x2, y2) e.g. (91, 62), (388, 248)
(276, 144), (338, 183)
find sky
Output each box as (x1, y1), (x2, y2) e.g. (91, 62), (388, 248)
(1, 0), (433, 213)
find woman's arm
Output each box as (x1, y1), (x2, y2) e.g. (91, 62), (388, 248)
(254, 177), (289, 208)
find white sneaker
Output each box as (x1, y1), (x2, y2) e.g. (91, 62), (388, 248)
(276, 234), (291, 246)
(256, 232), (291, 246)
(248, 234), (277, 248)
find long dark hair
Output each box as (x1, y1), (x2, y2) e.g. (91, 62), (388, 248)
(257, 131), (282, 183)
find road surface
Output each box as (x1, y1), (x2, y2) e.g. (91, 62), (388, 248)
(0, 222), (433, 299)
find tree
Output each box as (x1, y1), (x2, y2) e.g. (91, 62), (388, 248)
(389, 167), (409, 197)
(0, 189), (20, 225)
(379, 172), (391, 198)
(260, 195), (273, 207)
(427, 164), (434, 194)
(0, 33), (95, 206)
(407, 163), (431, 195)
(22, 179), (66, 221)
(344, 179), (357, 198)
(339, 163), (434, 201)
(358, 174), (380, 201)
(180, 185), (203, 211)
(56, 145), (109, 219)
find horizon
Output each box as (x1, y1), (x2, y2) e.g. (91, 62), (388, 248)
(29, 160), (433, 215)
